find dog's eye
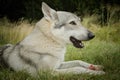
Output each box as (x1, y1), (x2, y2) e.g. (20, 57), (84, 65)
(69, 21), (76, 25)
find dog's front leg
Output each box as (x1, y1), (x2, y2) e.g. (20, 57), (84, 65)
(58, 60), (104, 71)
(54, 67), (105, 75)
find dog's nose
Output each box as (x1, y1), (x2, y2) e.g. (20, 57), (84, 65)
(88, 32), (95, 39)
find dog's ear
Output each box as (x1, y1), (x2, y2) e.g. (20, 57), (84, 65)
(42, 2), (58, 22)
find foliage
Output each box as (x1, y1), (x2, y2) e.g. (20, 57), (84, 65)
(0, 0), (120, 25)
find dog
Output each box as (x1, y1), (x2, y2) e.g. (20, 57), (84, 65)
(0, 2), (105, 75)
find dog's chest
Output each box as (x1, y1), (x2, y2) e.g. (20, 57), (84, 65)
(55, 47), (66, 61)
(36, 47), (66, 69)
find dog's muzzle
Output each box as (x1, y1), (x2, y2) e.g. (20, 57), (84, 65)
(70, 32), (95, 48)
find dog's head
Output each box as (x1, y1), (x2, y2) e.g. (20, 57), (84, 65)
(42, 2), (95, 48)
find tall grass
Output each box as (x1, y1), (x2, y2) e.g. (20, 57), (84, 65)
(0, 15), (120, 80)
(0, 18), (34, 45)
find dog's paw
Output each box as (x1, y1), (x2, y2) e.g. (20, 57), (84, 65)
(88, 65), (96, 70)
(88, 65), (104, 71)
(95, 71), (105, 75)
(94, 65), (104, 71)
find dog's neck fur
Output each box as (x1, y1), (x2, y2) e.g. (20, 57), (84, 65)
(36, 18), (65, 46)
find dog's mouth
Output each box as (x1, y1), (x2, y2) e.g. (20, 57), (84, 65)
(70, 36), (84, 48)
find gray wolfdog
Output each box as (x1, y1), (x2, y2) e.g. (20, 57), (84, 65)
(0, 2), (105, 76)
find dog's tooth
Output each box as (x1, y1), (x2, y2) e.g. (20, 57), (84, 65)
(79, 43), (82, 45)
(80, 42), (84, 47)
(80, 42), (82, 45)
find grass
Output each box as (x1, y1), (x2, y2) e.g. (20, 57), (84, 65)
(0, 17), (120, 80)
(0, 18), (34, 45)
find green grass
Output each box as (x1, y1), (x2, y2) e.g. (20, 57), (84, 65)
(0, 17), (120, 80)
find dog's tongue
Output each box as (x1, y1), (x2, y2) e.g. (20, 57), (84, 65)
(70, 36), (84, 48)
